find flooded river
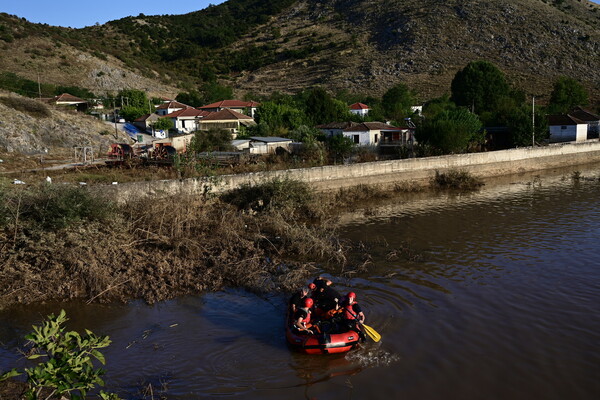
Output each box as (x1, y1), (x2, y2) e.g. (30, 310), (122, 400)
(1, 165), (600, 399)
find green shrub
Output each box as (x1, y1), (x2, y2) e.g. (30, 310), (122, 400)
(221, 177), (313, 213)
(0, 96), (51, 118)
(430, 170), (484, 190)
(0, 310), (120, 400)
(17, 184), (115, 230)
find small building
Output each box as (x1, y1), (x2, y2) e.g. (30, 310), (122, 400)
(315, 121), (359, 137)
(198, 108), (256, 136)
(133, 113), (161, 134)
(548, 115), (588, 143)
(151, 133), (195, 153)
(568, 107), (600, 139)
(343, 122), (406, 146)
(349, 103), (370, 117)
(163, 108), (213, 134)
(248, 136), (293, 154)
(46, 93), (88, 111)
(155, 101), (191, 116)
(199, 100), (261, 118)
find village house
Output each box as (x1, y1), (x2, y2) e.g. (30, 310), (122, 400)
(199, 100), (260, 118)
(198, 108), (256, 136)
(163, 108), (213, 134)
(315, 122), (359, 137)
(568, 107), (600, 139)
(155, 100), (191, 116)
(44, 93), (88, 111)
(349, 103), (370, 117)
(548, 115), (588, 143)
(133, 113), (160, 134)
(248, 136), (293, 154)
(343, 122), (408, 146)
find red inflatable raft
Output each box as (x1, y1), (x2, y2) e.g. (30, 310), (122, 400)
(285, 313), (362, 354)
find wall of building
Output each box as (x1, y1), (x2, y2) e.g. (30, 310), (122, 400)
(95, 141), (600, 202)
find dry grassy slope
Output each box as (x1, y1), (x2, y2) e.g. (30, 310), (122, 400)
(0, 22), (180, 98)
(0, 91), (129, 161)
(232, 0), (600, 102)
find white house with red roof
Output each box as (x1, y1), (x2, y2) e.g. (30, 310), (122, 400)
(199, 100), (260, 118)
(349, 102), (370, 117)
(198, 108), (256, 135)
(343, 122), (406, 146)
(155, 101), (191, 116)
(163, 108), (214, 134)
(43, 93), (88, 111)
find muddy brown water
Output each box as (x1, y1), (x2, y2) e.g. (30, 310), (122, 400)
(1, 165), (600, 399)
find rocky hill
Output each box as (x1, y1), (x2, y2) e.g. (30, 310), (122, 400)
(0, 92), (129, 158)
(0, 0), (598, 103)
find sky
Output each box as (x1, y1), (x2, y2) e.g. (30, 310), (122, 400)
(1, 0), (599, 28)
(1, 1), (226, 28)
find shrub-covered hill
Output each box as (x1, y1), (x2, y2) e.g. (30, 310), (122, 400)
(0, 92), (129, 160)
(0, 0), (598, 102)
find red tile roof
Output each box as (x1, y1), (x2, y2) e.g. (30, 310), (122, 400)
(156, 101), (191, 110)
(54, 93), (87, 103)
(201, 108), (254, 121)
(163, 108), (213, 118)
(344, 122), (402, 132)
(349, 102), (369, 110)
(200, 100), (260, 109)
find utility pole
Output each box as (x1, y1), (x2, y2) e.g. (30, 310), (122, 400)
(532, 96), (535, 147)
(37, 72), (42, 99)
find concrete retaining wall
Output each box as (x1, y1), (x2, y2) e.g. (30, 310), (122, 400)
(98, 141), (600, 202)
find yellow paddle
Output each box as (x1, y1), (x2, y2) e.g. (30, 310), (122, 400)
(345, 307), (381, 342)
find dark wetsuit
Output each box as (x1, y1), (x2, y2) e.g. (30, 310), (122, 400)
(288, 291), (306, 312)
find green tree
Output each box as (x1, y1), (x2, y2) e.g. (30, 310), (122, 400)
(507, 104), (549, 147)
(450, 61), (510, 114)
(189, 128), (233, 152)
(255, 102), (308, 135)
(326, 134), (355, 164)
(0, 310), (120, 400)
(200, 82), (233, 104)
(175, 91), (205, 107)
(301, 87), (352, 125)
(382, 83), (416, 122)
(119, 105), (147, 122)
(150, 117), (174, 132)
(548, 76), (589, 114)
(116, 89), (149, 109)
(416, 108), (483, 154)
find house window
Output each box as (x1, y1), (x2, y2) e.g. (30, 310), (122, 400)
(353, 135), (360, 144)
(561, 126), (567, 130)
(182, 120), (186, 128)
(374, 134), (378, 143)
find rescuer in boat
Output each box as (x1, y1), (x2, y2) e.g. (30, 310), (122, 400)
(312, 277), (342, 317)
(288, 285), (312, 313)
(293, 298), (315, 334)
(341, 292), (366, 341)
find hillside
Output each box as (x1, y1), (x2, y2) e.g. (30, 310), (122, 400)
(0, 0), (598, 103)
(0, 92), (129, 160)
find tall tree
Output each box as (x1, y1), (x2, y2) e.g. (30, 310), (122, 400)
(548, 76), (588, 114)
(450, 61), (510, 114)
(382, 83), (415, 122)
(415, 108), (483, 154)
(116, 89), (149, 110)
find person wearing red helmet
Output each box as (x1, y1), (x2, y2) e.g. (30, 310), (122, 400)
(341, 292), (365, 338)
(293, 297), (315, 334)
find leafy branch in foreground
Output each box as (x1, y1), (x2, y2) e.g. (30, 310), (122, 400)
(0, 309), (120, 400)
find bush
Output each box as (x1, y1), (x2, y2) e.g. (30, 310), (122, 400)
(0, 310), (120, 400)
(0, 96), (51, 118)
(10, 184), (116, 230)
(430, 170), (484, 190)
(221, 177), (314, 214)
